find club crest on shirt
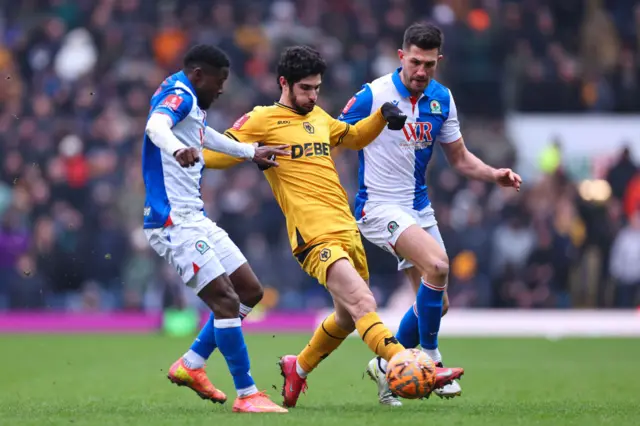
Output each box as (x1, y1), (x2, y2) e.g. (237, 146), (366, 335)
(303, 122), (315, 134)
(430, 100), (441, 114)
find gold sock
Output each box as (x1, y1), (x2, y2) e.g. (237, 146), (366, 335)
(297, 312), (352, 374)
(355, 312), (405, 361)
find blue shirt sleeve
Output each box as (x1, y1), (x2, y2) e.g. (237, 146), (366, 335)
(338, 84), (373, 125)
(150, 88), (194, 126)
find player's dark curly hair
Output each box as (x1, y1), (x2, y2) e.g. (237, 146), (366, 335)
(403, 22), (443, 52)
(183, 44), (230, 71)
(277, 46), (327, 89)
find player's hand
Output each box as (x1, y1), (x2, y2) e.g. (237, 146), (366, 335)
(173, 147), (200, 167)
(381, 102), (407, 130)
(493, 168), (522, 191)
(252, 143), (290, 170)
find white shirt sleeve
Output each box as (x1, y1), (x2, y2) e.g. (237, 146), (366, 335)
(145, 113), (187, 156)
(203, 126), (256, 159)
(437, 89), (462, 144)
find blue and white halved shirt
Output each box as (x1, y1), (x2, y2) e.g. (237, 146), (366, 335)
(338, 69), (462, 219)
(142, 71), (208, 229)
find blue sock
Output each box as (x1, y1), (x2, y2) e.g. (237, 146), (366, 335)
(416, 279), (445, 350)
(396, 303), (419, 348)
(214, 318), (256, 395)
(189, 305), (252, 361)
(190, 313), (217, 359)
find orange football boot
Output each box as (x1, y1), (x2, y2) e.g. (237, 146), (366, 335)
(232, 391), (288, 413)
(167, 358), (227, 404)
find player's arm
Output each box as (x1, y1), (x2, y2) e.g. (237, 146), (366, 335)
(203, 126), (255, 161)
(203, 110), (287, 170)
(145, 90), (193, 157)
(203, 113), (258, 169)
(332, 84), (406, 150)
(438, 91), (522, 191)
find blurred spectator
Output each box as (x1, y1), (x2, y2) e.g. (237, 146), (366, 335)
(609, 211), (640, 308)
(606, 146), (637, 202)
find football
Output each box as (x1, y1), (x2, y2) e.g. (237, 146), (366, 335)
(386, 348), (437, 399)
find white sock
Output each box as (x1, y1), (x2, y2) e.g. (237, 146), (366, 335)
(295, 360), (308, 378)
(237, 384), (259, 397)
(378, 357), (388, 373)
(239, 303), (252, 319)
(422, 348), (442, 363)
(182, 349), (206, 369)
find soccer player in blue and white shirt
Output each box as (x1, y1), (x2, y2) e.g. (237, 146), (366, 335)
(339, 23), (522, 406)
(142, 45), (289, 413)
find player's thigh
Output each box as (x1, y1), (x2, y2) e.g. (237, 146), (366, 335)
(350, 230), (370, 282)
(394, 225), (449, 276)
(204, 223), (262, 305)
(325, 258), (376, 321)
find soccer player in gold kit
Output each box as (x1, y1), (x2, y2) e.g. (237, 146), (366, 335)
(170, 46), (463, 408)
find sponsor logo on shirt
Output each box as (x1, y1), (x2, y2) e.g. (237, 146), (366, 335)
(342, 96), (356, 114)
(161, 94), (183, 111)
(232, 114), (250, 130)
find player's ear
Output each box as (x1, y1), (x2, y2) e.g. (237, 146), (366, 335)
(192, 67), (203, 82)
(278, 76), (287, 90)
(438, 54), (444, 61)
(397, 49), (404, 61)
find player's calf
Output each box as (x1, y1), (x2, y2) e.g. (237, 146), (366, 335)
(395, 225), (448, 357)
(196, 275), (286, 412)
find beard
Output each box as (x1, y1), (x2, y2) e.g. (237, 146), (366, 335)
(289, 92), (315, 114)
(197, 97), (213, 110)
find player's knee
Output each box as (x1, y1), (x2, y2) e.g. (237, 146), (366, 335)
(200, 279), (240, 318)
(248, 284), (264, 306)
(419, 254), (449, 285)
(230, 264), (264, 307)
(239, 279), (264, 307)
(432, 256), (449, 281)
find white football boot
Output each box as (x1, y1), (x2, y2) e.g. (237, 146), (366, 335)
(366, 357), (402, 407)
(432, 361), (462, 399)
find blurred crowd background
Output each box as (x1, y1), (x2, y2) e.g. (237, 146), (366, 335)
(1, 0), (639, 313)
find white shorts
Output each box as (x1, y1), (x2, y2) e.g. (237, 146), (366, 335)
(144, 217), (247, 294)
(357, 203), (446, 271)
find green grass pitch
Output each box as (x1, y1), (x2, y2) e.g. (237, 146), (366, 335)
(1, 334), (639, 425)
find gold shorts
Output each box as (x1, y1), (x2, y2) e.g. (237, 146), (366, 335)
(294, 230), (369, 286)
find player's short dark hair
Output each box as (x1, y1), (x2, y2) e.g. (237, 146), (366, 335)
(403, 22), (443, 52)
(183, 44), (230, 72)
(277, 46), (326, 89)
